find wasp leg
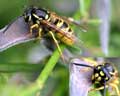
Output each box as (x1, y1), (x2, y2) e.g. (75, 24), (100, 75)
(30, 24), (42, 39)
(49, 31), (65, 63)
(91, 83), (120, 96)
(37, 27), (42, 39)
(109, 83), (120, 96)
(90, 85), (108, 91)
(30, 24), (39, 35)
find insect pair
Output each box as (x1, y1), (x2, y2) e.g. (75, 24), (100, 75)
(23, 6), (84, 61)
(72, 59), (120, 96)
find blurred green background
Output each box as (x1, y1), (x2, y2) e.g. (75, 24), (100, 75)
(0, 0), (120, 96)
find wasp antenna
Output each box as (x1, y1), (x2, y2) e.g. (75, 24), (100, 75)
(73, 63), (94, 69)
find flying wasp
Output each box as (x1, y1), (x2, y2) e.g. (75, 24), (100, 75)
(73, 59), (120, 96)
(23, 6), (79, 60)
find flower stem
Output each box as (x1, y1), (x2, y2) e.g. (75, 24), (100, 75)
(21, 44), (65, 96)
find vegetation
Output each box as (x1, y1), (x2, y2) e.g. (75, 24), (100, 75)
(0, 0), (120, 96)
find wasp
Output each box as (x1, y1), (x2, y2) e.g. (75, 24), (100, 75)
(73, 59), (120, 96)
(23, 6), (78, 60)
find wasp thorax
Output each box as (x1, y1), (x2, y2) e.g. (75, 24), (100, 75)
(33, 8), (50, 20)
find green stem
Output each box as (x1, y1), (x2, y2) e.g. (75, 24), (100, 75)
(21, 44), (65, 96)
(79, 0), (87, 17)
(36, 44), (65, 88)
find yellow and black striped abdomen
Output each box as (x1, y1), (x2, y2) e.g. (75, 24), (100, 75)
(47, 14), (76, 45)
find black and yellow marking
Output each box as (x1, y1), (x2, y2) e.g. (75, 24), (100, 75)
(73, 61), (120, 96)
(100, 71), (105, 76)
(23, 6), (78, 62)
(41, 15), (76, 46)
(23, 6), (76, 45)
(95, 73), (99, 78)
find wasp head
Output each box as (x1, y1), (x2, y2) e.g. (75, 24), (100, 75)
(23, 7), (50, 23)
(104, 62), (115, 76)
(23, 7), (34, 22)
